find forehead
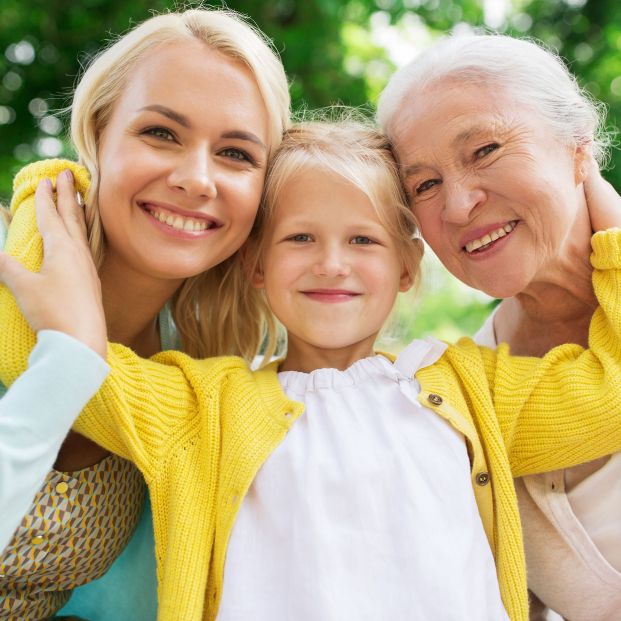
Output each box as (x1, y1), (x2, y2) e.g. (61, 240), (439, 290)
(272, 167), (379, 222)
(110, 40), (267, 132)
(391, 81), (541, 164)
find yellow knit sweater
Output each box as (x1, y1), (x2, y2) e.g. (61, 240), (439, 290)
(2, 160), (621, 621)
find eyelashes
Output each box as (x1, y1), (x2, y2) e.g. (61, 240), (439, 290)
(139, 127), (258, 166)
(414, 142), (501, 197)
(141, 126), (176, 141)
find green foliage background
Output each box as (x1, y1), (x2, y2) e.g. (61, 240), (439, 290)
(1, 0), (618, 344)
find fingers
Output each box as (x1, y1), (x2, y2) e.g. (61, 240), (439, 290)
(34, 177), (59, 234)
(56, 169), (89, 241)
(0, 251), (34, 294)
(584, 166), (621, 232)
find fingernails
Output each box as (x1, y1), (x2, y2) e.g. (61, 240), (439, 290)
(61, 169), (73, 183)
(40, 178), (53, 191)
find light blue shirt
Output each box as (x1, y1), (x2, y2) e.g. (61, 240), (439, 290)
(57, 307), (178, 620)
(0, 331), (109, 551)
(1, 217), (164, 620)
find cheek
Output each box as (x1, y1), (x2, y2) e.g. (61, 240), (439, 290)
(224, 172), (265, 217)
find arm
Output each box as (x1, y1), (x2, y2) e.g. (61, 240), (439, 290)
(483, 229), (621, 474)
(0, 166), (240, 478)
(479, 171), (621, 473)
(0, 330), (109, 551)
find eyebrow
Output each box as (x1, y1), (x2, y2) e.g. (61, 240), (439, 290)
(402, 124), (499, 180)
(451, 125), (491, 147)
(139, 105), (267, 151)
(221, 130), (267, 151)
(140, 105), (190, 127)
(402, 162), (423, 181)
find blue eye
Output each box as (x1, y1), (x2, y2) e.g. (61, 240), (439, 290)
(287, 234), (312, 242)
(416, 179), (441, 194)
(221, 148), (253, 164)
(143, 126), (175, 141)
(351, 236), (374, 245)
(476, 143), (499, 158)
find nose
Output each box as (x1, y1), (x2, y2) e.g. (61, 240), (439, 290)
(442, 179), (486, 225)
(312, 244), (351, 278)
(168, 150), (217, 199)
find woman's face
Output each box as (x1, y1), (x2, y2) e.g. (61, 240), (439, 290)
(96, 40), (269, 288)
(391, 81), (589, 298)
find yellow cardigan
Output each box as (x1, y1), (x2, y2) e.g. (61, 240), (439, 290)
(2, 160), (621, 621)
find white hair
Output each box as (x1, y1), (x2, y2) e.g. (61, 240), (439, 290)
(377, 33), (610, 165)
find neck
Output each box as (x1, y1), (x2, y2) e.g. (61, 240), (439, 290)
(496, 251), (596, 356)
(100, 256), (182, 358)
(493, 201), (597, 356)
(280, 335), (378, 373)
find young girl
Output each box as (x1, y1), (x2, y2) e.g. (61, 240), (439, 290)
(1, 119), (621, 621)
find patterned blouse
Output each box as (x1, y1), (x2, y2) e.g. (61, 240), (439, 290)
(0, 455), (144, 620)
(0, 302), (177, 620)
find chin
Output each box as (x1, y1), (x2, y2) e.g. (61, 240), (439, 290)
(464, 269), (533, 299)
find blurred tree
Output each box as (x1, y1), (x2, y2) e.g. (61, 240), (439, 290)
(0, 0), (374, 199)
(506, 0), (621, 188)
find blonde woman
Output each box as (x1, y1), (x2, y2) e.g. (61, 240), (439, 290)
(0, 7), (289, 620)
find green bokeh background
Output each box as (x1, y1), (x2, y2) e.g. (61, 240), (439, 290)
(1, 0), (618, 345)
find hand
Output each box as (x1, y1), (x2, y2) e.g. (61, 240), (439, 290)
(0, 170), (107, 358)
(584, 159), (621, 232)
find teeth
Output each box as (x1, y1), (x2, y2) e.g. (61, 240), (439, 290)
(147, 207), (212, 232)
(465, 221), (516, 253)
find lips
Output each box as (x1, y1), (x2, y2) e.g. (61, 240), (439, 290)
(463, 220), (517, 254)
(301, 289), (361, 303)
(139, 201), (221, 233)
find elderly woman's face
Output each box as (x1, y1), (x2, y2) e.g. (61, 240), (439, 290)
(391, 81), (588, 298)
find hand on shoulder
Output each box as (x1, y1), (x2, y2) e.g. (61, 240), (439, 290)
(0, 170), (107, 358)
(584, 158), (621, 232)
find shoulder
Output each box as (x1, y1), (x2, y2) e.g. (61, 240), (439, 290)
(10, 159), (91, 215)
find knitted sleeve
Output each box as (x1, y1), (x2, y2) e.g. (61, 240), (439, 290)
(72, 345), (249, 480)
(0, 159), (91, 385)
(460, 229), (621, 476)
(0, 161), (250, 479)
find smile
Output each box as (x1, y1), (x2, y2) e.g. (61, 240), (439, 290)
(464, 221), (517, 253)
(302, 289), (361, 303)
(141, 203), (219, 233)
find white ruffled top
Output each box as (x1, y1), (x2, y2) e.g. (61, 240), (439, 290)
(217, 338), (509, 621)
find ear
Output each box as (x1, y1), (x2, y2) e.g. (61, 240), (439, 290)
(573, 143), (592, 186)
(239, 240), (265, 289)
(399, 238), (423, 292)
(399, 268), (414, 293)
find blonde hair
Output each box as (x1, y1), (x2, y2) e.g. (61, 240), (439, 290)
(69, 8), (291, 360)
(246, 115), (424, 360)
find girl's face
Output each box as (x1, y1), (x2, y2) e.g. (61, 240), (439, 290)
(96, 40), (269, 290)
(391, 82), (589, 298)
(252, 168), (413, 372)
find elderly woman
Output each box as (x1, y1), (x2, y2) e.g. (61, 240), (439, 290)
(378, 34), (620, 621)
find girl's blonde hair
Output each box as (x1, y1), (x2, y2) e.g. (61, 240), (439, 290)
(70, 8), (291, 360)
(246, 116), (424, 360)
